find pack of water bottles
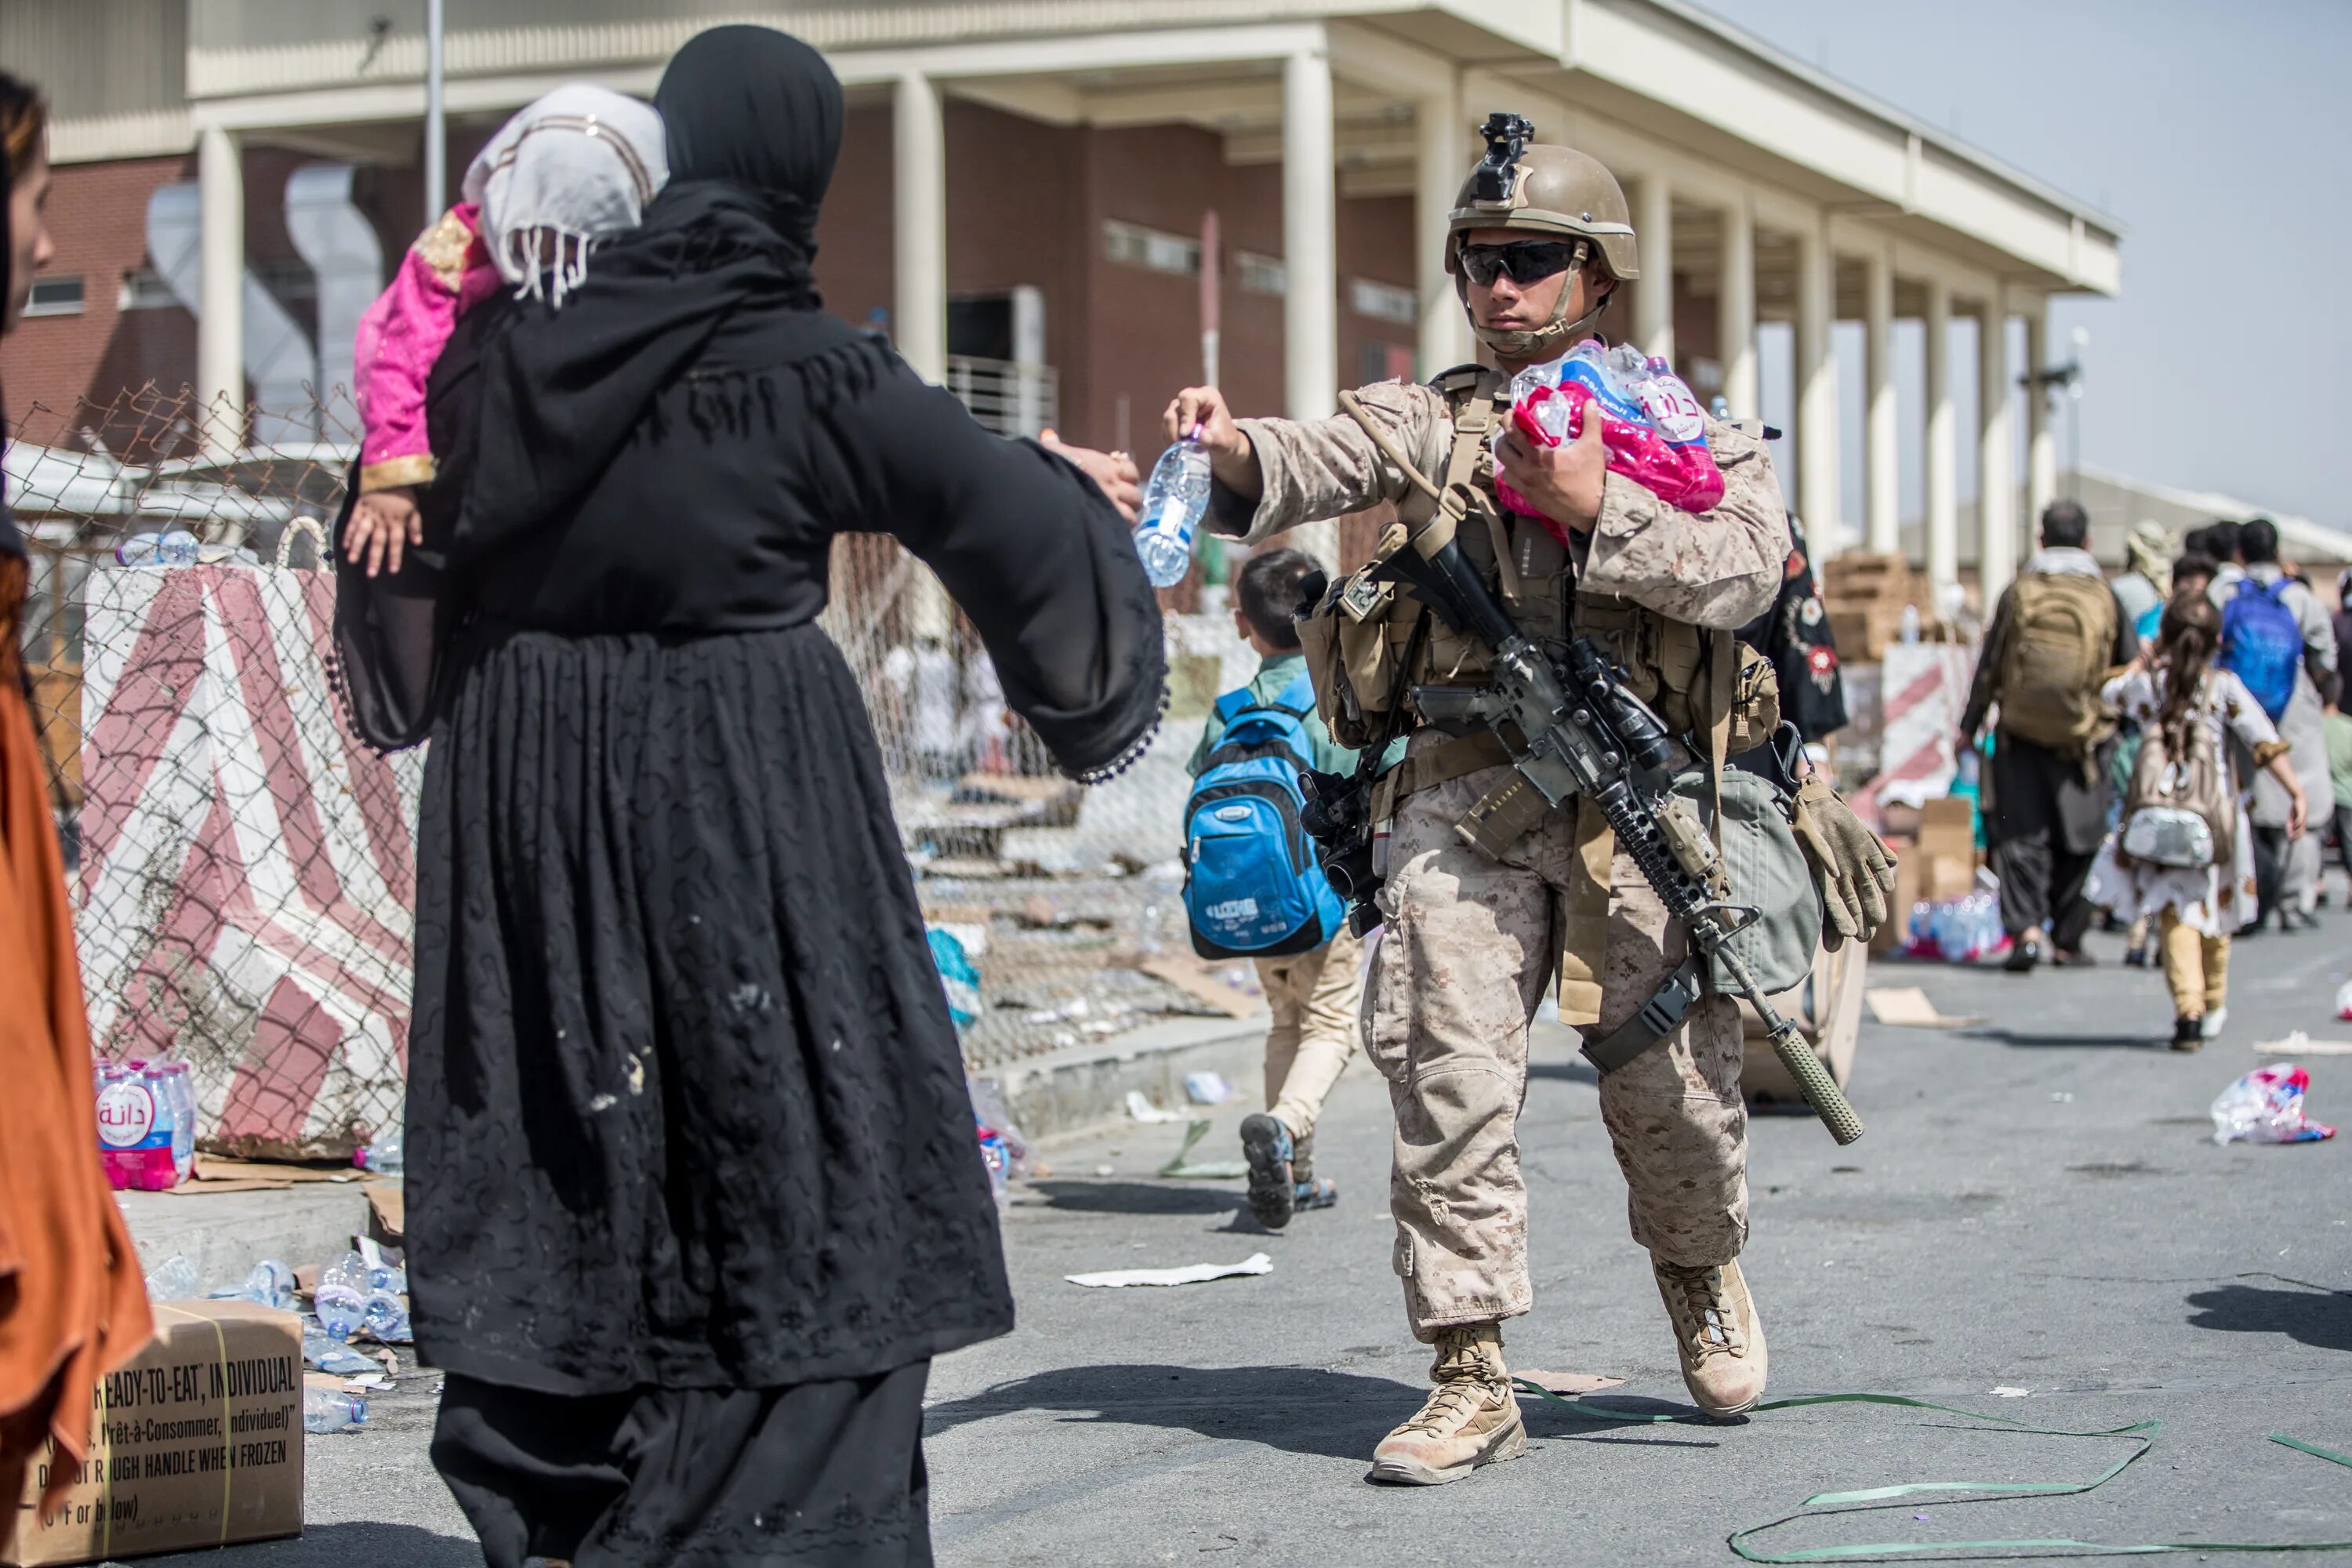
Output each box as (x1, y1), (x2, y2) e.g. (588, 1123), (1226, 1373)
(94, 1057), (198, 1190)
(314, 1241), (412, 1345)
(1904, 888), (2009, 964)
(1497, 343), (1724, 527)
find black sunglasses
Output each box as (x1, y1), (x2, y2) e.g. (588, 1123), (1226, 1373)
(1457, 240), (1584, 288)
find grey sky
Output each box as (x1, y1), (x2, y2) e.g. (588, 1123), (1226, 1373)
(1698, 0), (2350, 531)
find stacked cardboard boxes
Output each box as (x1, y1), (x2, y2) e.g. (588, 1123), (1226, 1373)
(1867, 796), (1980, 955)
(1819, 553), (1925, 661)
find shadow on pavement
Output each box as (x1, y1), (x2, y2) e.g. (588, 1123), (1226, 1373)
(1028, 1181), (1243, 1216)
(924, 1364), (1419, 1461)
(2185, 1283), (2352, 1352)
(1526, 1058), (1601, 1086)
(1965, 1028), (2159, 1051)
(144, 1523), (477, 1567)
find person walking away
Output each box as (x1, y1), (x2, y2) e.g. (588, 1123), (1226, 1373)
(0, 73), (153, 1555)
(1185, 547), (1372, 1229)
(2216, 519), (2335, 931)
(2085, 592), (2305, 1047)
(1162, 122), (1883, 1484)
(1960, 499), (2136, 970)
(402, 29), (1164, 1566)
(2332, 568), (2352, 695)
(2112, 520), (2172, 641)
(2324, 692), (2352, 895)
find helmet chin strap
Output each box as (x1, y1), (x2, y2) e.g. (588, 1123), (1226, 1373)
(1462, 244), (1613, 361)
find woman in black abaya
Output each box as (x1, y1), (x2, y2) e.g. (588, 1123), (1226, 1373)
(405, 29), (1164, 1566)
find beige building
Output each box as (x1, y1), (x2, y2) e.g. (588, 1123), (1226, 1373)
(5, 0), (2122, 601)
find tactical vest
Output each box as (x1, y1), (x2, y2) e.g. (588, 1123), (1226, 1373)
(1294, 364), (1784, 1028)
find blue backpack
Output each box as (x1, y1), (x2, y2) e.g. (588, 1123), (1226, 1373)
(2219, 577), (2302, 720)
(1181, 671), (1347, 959)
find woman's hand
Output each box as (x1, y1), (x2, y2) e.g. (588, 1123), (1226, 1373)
(1039, 433), (1141, 524)
(346, 487), (423, 578)
(1494, 405), (1608, 534)
(2288, 786), (2309, 840)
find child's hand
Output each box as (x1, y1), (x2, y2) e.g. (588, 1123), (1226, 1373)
(346, 487), (423, 578)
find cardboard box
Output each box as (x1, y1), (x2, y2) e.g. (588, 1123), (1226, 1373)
(6, 1301), (303, 1566)
(1871, 834), (1920, 955)
(1923, 851), (1978, 903)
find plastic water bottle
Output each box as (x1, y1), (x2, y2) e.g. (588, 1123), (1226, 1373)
(314, 1252), (368, 1341)
(1134, 426), (1212, 589)
(359, 1125), (404, 1176)
(143, 1254), (201, 1301)
(362, 1290), (412, 1344)
(301, 1330), (375, 1376)
(158, 529), (200, 567)
(302, 1387), (368, 1435)
(223, 1258), (297, 1311)
(164, 1062), (197, 1183)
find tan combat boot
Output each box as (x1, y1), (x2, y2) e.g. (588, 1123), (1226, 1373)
(1653, 1257), (1768, 1417)
(1366, 1321), (1526, 1485)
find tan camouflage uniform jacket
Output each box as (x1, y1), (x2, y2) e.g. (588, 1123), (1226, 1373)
(1203, 371), (1791, 633)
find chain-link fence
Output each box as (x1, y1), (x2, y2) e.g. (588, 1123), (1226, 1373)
(10, 385), (1305, 1155)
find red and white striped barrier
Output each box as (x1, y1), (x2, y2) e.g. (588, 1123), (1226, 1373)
(76, 564), (420, 1158)
(1864, 643), (1978, 816)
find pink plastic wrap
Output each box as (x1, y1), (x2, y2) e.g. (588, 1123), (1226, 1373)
(1494, 347), (1724, 538)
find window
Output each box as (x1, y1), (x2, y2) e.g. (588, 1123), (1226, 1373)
(23, 276), (84, 318)
(1236, 251), (1287, 296)
(118, 270), (179, 310)
(1350, 278), (1417, 326)
(1102, 220), (1200, 277)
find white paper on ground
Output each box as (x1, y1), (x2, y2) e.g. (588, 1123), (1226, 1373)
(1125, 1090), (1189, 1123)
(1865, 985), (1983, 1028)
(2256, 1032), (2352, 1056)
(1066, 1253), (1274, 1289)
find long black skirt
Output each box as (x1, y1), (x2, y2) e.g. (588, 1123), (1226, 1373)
(432, 1363), (932, 1566)
(405, 621), (1012, 1395)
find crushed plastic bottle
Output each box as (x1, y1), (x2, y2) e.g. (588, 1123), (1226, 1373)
(303, 1386), (368, 1435)
(302, 1330), (377, 1376)
(143, 1254), (201, 1302)
(362, 1289), (412, 1345)
(219, 1258), (297, 1311)
(314, 1251), (368, 1341)
(1134, 427), (1212, 588)
(2210, 1065), (2336, 1145)
(358, 1124), (404, 1176)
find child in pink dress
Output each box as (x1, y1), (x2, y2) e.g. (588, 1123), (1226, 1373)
(345, 86), (669, 575)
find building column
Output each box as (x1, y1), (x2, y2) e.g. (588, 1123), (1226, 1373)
(1633, 174), (1672, 364)
(893, 71), (947, 385)
(1976, 294), (2017, 606)
(1283, 45), (1339, 567)
(1717, 196), (1757, 419)
(1794, 220), (1839, 548)
(1415, 75), (1470, 377)
(1864, 245), (1898, 557)
(2024, 300), (2056, 529)
(197, 123), (245, 459)
(1924, 277), (1958, 604)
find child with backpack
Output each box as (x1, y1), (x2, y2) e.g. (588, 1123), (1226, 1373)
(2085, 591), (2307, 1049)
(2215, 519), (2338, 931)
(1185, 548), (1369, 1229)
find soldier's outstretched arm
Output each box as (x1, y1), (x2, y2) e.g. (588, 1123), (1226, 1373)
(1577, 416), (1792, 630)
(1167, 381), (1453, 547)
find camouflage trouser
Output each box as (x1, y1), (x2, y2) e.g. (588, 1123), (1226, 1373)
(1367, 756), (1750, 1341)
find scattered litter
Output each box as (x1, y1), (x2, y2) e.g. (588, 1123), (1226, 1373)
(211, 1258), (297, 1310)
(928, 927), (982, 1032)
(2256, 1031), (2352, 1057)
(2049, 1092), (2074, 1104)
(2212, 1065), (2336, 1145)
(1094, 1164), (1116, 1178)
(303, 1332), (376, 1376)
(1184, 1071), (1233, 1105)
(2337, 978), (2352, 1021)
(1138, 954), (1264, 1018)
(1865, 986), (1983, 1029)
(1991, 1386), (2031, 1398)
(1158, 1120), (1250, 1180)
(344, 1372), (395, 1393)
(357, 1125), (404, 1176)
(1125, 1091), (1189, 1124)
(1066, 1253), (1274, 1289)
(143, 1254), (201, 1301)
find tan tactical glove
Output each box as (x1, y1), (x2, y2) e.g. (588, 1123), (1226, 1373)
(1791, 773), (1897, 951)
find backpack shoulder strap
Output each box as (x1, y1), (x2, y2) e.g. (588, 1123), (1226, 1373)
(1269, 667), (1319, 718)
(1211, 687), (1255, 725)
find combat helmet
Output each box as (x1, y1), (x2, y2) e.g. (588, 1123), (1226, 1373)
(1444, 113), (1639, 358)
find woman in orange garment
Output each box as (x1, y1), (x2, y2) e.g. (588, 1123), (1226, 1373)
(0, 72), (152, 1551)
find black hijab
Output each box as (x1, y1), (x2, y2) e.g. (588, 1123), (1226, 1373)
(458, 25), (854, 548)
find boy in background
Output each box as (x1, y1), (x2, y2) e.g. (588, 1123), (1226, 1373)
(1188, 548), (1364, 1229)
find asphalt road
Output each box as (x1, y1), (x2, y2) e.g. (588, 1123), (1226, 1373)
(133, 920), (2352, 1566)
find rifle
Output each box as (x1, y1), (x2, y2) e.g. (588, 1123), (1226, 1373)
(1334, 390), (1863, 1146)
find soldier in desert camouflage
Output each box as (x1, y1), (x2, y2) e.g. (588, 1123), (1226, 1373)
(1164, 122), (1792, 1485)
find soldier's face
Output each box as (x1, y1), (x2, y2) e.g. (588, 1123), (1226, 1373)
(1461, 225), (1601, 345)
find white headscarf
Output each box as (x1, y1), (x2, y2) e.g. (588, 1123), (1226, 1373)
(462, 85), (669, 307)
